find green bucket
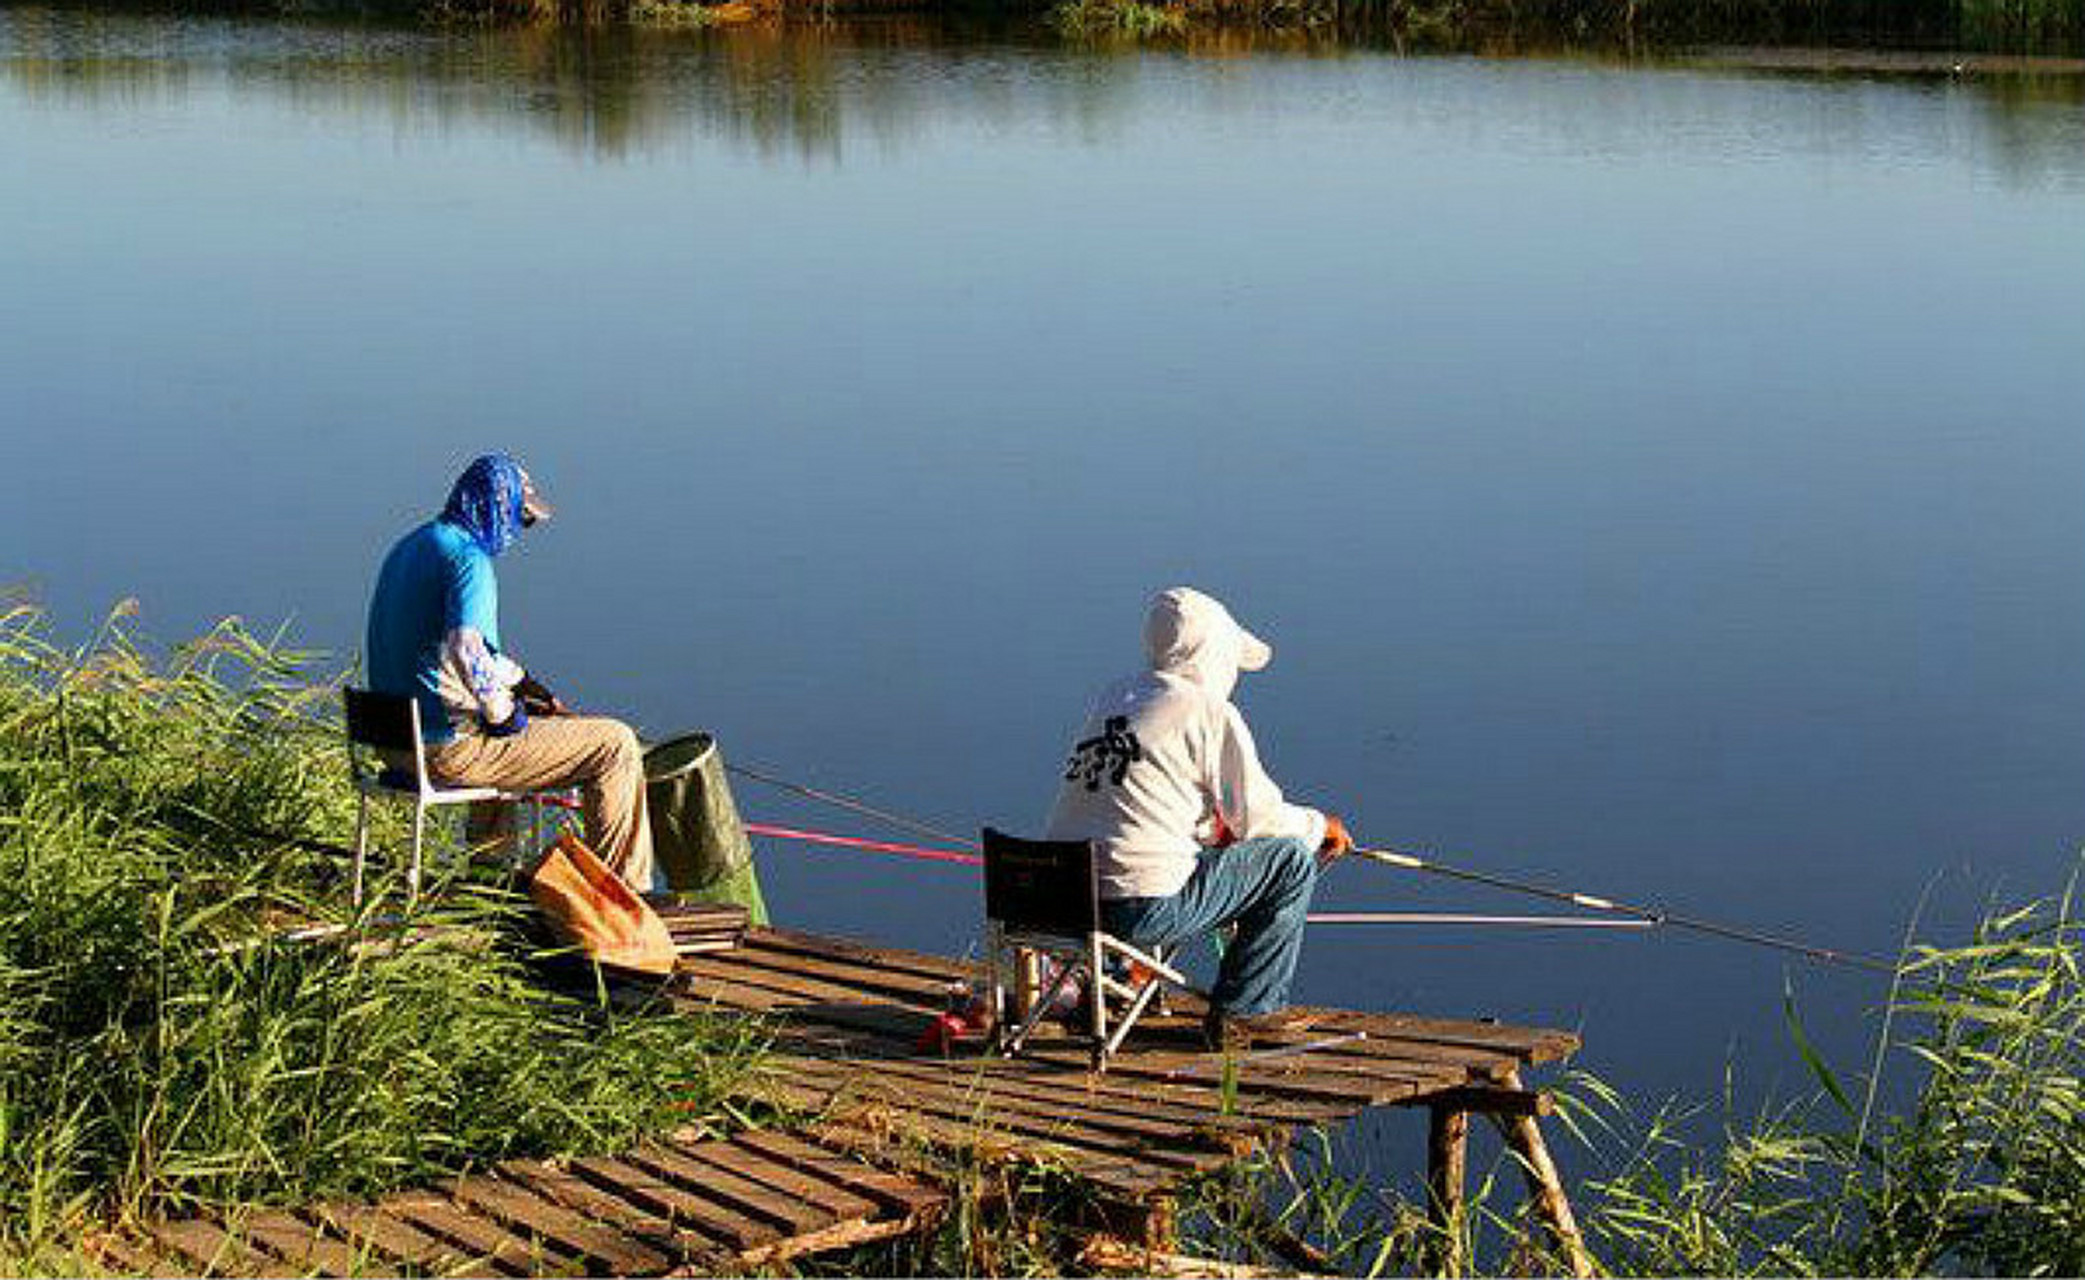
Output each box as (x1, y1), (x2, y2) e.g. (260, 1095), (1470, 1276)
(643, 732), (769, 925)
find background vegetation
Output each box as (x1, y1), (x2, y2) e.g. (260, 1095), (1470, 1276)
(0, 601), (760, 1273)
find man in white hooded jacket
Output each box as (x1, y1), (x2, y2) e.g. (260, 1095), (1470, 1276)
(1045, 587), (1352, 1048)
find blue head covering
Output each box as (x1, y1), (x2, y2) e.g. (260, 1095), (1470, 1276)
(440, 453), (529, 556)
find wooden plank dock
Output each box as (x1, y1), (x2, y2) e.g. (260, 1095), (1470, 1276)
(686, 926), (1588, 1270)
(99, 1127), (946, 1277)
(95, 924), (1588, 1276)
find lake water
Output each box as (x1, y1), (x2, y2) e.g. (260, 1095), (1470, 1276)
(4, 5), (2083, 1154)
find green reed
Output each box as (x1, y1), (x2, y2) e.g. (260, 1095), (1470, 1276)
(1048, 0), (1190, 36)
(1139, 873), (2085, 1278)
(0, 602), (763, 1266)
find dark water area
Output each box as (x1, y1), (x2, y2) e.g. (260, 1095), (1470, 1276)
(4, 4), (2083, 1172)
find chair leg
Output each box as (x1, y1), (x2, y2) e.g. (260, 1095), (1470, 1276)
(1090, 933), (1109, 1071)
(408, 802), (426, 904)
(987, 924), (1008, 1049)
(352, 793), (370, 907)
(1005, 954), (1079, 1058)
(1104, 976), (1166, 1060)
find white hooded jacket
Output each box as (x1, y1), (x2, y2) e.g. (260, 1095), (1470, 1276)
(1044, 588), (1327, 900)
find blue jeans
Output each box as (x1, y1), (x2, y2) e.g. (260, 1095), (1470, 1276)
(1099, 836), (1319, 1018)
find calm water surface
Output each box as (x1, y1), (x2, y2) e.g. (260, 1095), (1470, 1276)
(5, 7), (2084, 1150)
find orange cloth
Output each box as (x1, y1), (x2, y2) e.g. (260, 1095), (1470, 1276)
(528, 833), (676, 974)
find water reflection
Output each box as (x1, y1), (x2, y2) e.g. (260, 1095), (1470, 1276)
(4, 4), (2083, 179)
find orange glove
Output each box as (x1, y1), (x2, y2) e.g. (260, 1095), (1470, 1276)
(1319, 814), (1354, 860)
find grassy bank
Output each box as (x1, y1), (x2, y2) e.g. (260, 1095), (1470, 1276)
(0, 602), (762, 1272)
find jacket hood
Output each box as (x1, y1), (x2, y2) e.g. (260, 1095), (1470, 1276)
(1142, 587), (1272, 702)
(440, 453), (530, 557)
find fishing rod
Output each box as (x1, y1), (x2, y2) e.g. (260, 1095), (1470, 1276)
(1350, 846), (1896, 973)
(723, 762), (1893, 972)
(731, 825), (1646, 928)
(1309, 912), (1654, 930)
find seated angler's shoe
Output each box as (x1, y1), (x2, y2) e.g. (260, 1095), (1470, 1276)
(1201, 1006), (1321, 1052)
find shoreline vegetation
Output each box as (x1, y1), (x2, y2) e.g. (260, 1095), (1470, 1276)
(3, 601), (2082, 1276)
(6, 0), (2082, 48)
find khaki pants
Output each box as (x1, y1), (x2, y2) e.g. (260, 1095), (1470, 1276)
(427, 715), (656, 892)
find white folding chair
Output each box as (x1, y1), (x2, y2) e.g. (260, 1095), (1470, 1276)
(982, 827), (1187, 1072)
(343, 688), (551, 905)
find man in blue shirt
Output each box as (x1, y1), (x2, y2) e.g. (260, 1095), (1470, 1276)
(365, 453), (654, 890)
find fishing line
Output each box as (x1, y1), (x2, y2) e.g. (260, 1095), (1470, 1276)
(742, 821), (983, 866)
(723, 760), (979, 850)
(1351, 846), (1895, 973)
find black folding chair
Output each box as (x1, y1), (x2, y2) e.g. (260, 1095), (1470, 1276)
(982, 827), (1186, 1071)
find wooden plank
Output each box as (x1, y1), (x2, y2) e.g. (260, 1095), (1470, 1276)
(664, 1135), (882, 1222)
(1278, 1030), (1525, 1077)
(671, 972), (929, 1048)
(727, 1129), (948, 1221)
(87, 1233), (175, 1277)
(857, 1056), (1267, 1156)
(146, 1218), (277, 1277)
(1306, 1007), (1579, 1061)
(1134, 1030), (1486, 1086)
(449, 1174), (673, 1274)
(1012, 1045), (1358, 1123)
(1408, 1085), (1551, 1117)
(728, 938), (967, 1005)
(233, 1208), (371, 1276)
(496, 1160), (721, 1268)
(764, 1074), (1185, 1200)
(384, 1192), (575, 1274)
(563, 1155), (780, 1255)
(655, 903), (748, 928)
(737, 1215), (928, 1268)
(749, 927), (982, 986)
(310, 1202), (506, 1279)
(788, 1058), (1224, 1172)
(619, 1143), (834, 1237)
(677, 953), (945, 1016)
(959, 1055), (1284, 1132)
(878, 1053), (1277, 1140)
(1019, 1042), (1425, 1108)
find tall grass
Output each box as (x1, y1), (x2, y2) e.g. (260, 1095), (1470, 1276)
(1114, 874), (2085, 1277)
(0, 602), (762, 1266)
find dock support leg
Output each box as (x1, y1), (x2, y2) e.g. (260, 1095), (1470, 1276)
(1425, 1104), (1469, 1276)
(1490, 1070), (1593, 1278)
